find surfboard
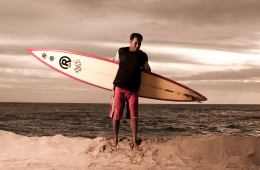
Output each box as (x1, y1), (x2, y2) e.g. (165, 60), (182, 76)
(27, 48), (207, 102)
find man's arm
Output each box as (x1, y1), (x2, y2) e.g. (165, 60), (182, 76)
(113, 50), (119, 61)
(143, 61), (151, 72)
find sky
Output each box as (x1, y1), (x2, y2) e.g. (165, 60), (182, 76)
(0, 0), (260, 104)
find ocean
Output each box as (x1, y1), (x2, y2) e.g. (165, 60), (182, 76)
(0, 103), (259, 138)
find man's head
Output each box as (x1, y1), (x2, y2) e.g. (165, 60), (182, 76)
(129, 33), (143, 52)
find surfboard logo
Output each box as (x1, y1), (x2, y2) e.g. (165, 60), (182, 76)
(49, 56), (54, 61)
(73, 59), (81, 73)
(59, 56), (71, 69)
(42, 53), (47, 59)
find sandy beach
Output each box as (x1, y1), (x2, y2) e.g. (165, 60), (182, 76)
(0, 130), (259, 170)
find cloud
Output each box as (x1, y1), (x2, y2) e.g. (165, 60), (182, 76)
(61, 0), (260, 25)
(1, 39), (260, 80)
(173, 68), (260, 81)
(185, 79), (260, 93)
(1, 0), (260, 103)
(89, 41), (260, 67)
(1, 0), (260, 46)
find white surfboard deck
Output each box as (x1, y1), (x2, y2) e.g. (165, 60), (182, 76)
(27, 48), (207, 102)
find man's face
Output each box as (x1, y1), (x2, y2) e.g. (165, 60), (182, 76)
(129, 37), (141, 52)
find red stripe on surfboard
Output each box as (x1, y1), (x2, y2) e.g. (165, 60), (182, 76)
(27, 48), (207, 102)
(27, 48), (119, 64)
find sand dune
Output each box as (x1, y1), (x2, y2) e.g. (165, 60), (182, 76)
(0, 130), (259, 170)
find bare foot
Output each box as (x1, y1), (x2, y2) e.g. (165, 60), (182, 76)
(113, 139), (118, 147)
(130, 142), (140, 150)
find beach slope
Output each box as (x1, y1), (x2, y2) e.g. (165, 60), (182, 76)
(0, 130), (259, 170)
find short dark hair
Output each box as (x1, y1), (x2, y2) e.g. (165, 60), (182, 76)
(130, 33), (143, 41)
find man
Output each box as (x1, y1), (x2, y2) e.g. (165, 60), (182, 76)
(112, 33), (151, 147)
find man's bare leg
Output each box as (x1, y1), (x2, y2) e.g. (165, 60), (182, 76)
(130, 118), (138, 147)
(112, 119), (120, 146)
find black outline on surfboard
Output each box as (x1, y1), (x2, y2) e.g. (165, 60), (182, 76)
(27, 48), (207, 102)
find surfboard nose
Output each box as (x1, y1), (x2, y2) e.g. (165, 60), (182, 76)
(26, 48), (35, 52)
